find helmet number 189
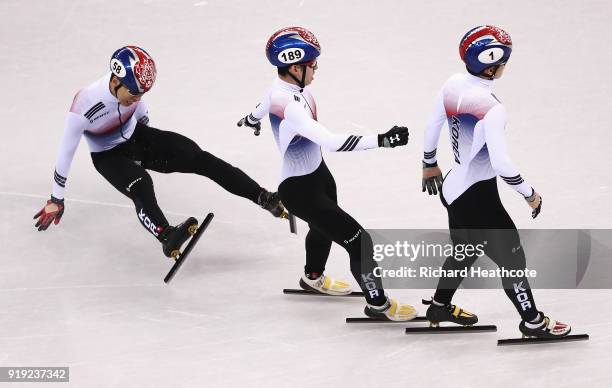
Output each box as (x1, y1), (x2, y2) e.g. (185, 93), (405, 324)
(278, 48), (305, 64)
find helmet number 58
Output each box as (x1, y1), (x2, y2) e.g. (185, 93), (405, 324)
(278, 48), (305, 64)
(110, 58), (127, 77)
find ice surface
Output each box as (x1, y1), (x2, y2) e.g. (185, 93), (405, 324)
(1, 1), (611, 387)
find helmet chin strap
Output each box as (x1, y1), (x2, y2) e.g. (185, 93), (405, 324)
(113, 83), (122, 96)
(468, 65), (498, 80)
(485, 65), (499, 80)
(287, 64), (307, 91)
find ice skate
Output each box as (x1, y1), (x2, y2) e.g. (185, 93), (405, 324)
(160, 217), (199, 259)
(299, 273), (353, 296)
(365, 297), (418, 322)
(519, 312), (571, 339)
(423, 298), (478, 326)
(498, 313), (586, 345)
(258, 190), (288, 218)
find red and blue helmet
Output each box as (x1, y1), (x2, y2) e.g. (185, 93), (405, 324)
(109, 46), (157, 94)
(266, 27), (321, 67)
(459, 25), (512, 75)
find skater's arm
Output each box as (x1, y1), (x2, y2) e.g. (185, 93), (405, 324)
(423, 90), (446, 164)
(134, 99), (150, 125)
(284, 101), (379, 151)
(237, 94), (270, 135)
(249, 94), (271, 122)
(483, 104), (534, 198)
(52, 113), (86, 199)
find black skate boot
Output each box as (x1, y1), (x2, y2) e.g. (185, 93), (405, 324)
(258, 190), (288, 218)
(160, 217), (199, 258)
(519, 312), (571, 339)
(423, 298), (478, 326)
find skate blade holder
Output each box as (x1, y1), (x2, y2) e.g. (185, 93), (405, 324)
(404, 322), (497, 334)
(283, 289), (364, 297)
(346, 316), (428, 323)
(497, 333), (589, 346)
(286, 212), (297, 234)
(169, 224), (200, 260)
(164, 213), (214, 284)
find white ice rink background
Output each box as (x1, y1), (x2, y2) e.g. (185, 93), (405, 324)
(1, 1), (611, 387)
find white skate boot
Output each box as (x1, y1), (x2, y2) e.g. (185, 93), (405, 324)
(299, 274), (353, 296)
(365, 297), (418, 321)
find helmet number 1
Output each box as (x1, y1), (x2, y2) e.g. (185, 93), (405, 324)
(478, 47), (505, 64)
(278, 48), (305, 64)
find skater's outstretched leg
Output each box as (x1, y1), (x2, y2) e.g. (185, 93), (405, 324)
(131, 124), (285, 217)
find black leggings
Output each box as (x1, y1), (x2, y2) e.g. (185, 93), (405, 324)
(278, 161), (387, 306)
(434, 177), (539, 321)
(91, 123), (262, 238)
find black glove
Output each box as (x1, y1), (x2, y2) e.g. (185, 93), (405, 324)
(422, 161), (443, 195)
(237, 115), (261, 136)
(378, 126), (409, 148)
(532, 198), (542, 219)
(525, 190), (542, 219)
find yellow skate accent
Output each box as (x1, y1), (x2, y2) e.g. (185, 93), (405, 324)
(387, 299), (418, 321)
(452, 305), (474, 318)
(388, 299), (398, 316)
(322, 276), (352, 294)
(323, 276), (333, 290)
(331, 280), (350, 290)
